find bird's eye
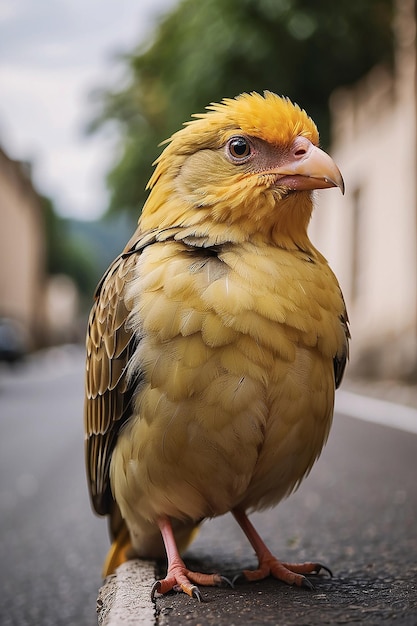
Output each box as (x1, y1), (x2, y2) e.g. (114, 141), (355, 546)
(227, 136), (251, 161)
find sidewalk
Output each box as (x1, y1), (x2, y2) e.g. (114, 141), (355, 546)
(343, 375), (417, 410)
(98, 560), (156, 626)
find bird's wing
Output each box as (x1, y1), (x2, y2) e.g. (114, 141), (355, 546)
(84, 248), (138, 516)
(334, 297), (350, 389)
(84, 226), (209, 517)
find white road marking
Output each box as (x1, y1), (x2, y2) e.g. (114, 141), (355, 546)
(335, 389), (417, 435)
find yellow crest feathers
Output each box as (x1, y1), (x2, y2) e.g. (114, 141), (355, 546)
(147, 91), (319, 190)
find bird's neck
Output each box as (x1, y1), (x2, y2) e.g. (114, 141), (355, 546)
(140, 183), (315, 253)
(269, 193), (314, 251)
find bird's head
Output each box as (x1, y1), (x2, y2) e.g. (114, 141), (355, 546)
(140, 91), (343, 248)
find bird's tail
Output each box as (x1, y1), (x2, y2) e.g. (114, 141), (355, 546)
(102, 502), (132, 578)
(102, 518), (132, 578)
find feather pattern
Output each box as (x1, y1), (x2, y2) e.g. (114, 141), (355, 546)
(84, 92), (349, 577)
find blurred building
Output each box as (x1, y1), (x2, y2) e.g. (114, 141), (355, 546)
(0, 147), (46, 351)
(311, 0), (417, 380)
(0, 147), (81, 352)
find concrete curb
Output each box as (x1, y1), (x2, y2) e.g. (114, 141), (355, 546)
(97, 560), (157, 625)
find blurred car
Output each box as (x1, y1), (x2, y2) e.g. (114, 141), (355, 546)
(0, 317), (26, 364)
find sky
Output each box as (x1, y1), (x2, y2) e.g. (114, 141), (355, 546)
(0, 0), (178, 220)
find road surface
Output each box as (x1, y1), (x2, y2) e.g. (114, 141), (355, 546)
(0, 346), (107, 626)
(0, 346), (416, 625)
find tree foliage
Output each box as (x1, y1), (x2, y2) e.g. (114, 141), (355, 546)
(43, 196), (98, 301)
(90, 0), (394, 219)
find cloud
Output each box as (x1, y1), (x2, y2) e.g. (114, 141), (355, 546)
(0, 0), (178, 219)
(0, 62), (110, 217)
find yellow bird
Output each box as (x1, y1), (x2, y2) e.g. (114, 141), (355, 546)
(85, 91), (349, 600)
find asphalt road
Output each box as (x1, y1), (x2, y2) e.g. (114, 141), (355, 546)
(0, 346), (108, 626)
(0, 346), (416, 625)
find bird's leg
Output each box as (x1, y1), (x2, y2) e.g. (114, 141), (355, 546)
(151, 515), (230, 601)
(232, 508), (332, 589)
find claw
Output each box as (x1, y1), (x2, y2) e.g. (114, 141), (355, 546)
(317, 563), (333, 578)
(301, 576), (315, 591)
(191, 586), (204, 602)
(232, 573), (244, 586)
(150, 580), (161, 601)
(217, 575), (234, 589)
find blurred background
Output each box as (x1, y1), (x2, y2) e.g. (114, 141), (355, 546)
(1, 0), (415, 384)
(1, 2), (417, 624)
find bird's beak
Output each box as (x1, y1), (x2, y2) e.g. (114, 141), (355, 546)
(272, 137), (345, 194)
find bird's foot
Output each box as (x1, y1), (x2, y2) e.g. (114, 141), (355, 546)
(240, 558), (332, 590)
(151, 559), (233, 601)
(151, 516), (233, 601)
(232, 509), (332, 590)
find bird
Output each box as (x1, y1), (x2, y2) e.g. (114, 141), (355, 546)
(84, 91), (349, 600)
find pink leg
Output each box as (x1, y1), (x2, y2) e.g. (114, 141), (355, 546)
(151, 516), (229, 600)
(232, 508), (331, 589)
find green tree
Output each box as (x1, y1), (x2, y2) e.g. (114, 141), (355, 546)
(43, 196), (98, 303)
(90, 0), (393, 219)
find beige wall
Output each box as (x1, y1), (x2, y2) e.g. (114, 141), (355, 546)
(310, 0), (417, 377)
(0, 149), (46, 348)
